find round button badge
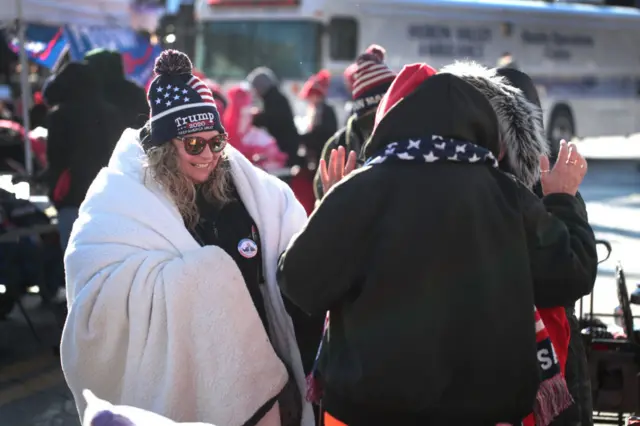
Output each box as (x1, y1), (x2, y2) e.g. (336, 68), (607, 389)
(238, 238), (258, 259)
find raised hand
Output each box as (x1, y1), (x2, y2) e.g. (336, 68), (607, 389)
(319, 145), (357, 195)
(539, 140), (587, 196)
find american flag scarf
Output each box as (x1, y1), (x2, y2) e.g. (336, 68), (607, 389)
(306, 136), (573, 425)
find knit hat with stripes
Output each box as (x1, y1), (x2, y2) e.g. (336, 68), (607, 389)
(351, 45), (396, 116)
(145, 49), (224, 148)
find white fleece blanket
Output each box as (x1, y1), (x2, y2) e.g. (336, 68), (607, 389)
(60, 129), (312, 426)
(83, 390), (212, 426)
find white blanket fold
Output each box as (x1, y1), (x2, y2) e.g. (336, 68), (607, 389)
(61, 129), (312, 426)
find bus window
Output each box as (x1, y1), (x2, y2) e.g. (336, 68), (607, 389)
(328, 17), (358, 61)
(195, 20), (322, 80)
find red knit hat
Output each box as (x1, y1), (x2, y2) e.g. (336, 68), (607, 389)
(374, 63), (438, 131)
(350, 45), (396, 116)
(299, 69), (331, 100)
(343, 63), (358, 93)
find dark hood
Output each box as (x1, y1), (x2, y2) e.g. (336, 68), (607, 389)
(365, 73), (500, 159)
(84, 49), (126, 85)
(441, 61), (548, 189)
(247, 66), (278, 98)
(43, 62), (100, 105)
(496, 67), (542, 108)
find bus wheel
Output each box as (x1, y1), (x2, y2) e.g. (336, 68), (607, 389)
(547, 106), (575, 157)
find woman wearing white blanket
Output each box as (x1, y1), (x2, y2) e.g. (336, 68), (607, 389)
(60, 49), (313, 426)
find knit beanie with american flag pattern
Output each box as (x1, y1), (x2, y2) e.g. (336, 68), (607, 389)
(145, 49), (224, 148)
(350, 45), (396, 117)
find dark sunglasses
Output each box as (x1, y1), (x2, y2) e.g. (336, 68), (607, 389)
(180, 133), (228, 156)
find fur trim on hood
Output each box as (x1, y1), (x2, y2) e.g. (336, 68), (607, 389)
(440, 61), (548, 189)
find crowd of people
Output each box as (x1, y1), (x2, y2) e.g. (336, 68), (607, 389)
(27, 43), (599, 426)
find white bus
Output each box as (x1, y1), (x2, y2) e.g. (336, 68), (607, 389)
(194, 0), (640, 146)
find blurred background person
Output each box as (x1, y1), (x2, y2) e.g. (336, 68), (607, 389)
(298, 69), (337, 171)
(314, 45), (395, 199)
(223, 84), (288, 172)
(41, 61), (123, 251)
(84, 49), (149, 131)
(497, 51), (519, 70)
(247, 67), (300, 167)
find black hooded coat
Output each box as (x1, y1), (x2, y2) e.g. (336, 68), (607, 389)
(84, 49), (149, 130)
(42, 62), (123, 209)
(506, 66), (594, 426)
(444, 61), (597, 426)
(279, 73), (587, 425)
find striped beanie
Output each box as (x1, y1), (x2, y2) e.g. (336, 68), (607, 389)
(145, 49), (224, 148)
(192, 69), (228, 114)
(351, 45), (396, 116)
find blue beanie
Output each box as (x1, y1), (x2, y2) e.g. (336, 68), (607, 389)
(146, 49), (224, 148)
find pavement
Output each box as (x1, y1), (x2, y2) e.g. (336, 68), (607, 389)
(0, 297), (78, 426)
(0, 149), (637, 426)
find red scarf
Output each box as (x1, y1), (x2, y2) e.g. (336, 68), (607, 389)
(521, 307), (571, 426)
(524, 308), (573, 426)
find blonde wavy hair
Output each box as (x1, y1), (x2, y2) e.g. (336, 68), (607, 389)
(144, 140), (233, 228)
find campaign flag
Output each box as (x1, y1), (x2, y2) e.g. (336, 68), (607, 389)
(64, 25), (161, 87)
(6, 24), (67, 69)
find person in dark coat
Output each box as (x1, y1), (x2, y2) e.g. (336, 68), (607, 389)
(497, 66), (595, 426)
(443, 61), (597, 426)
(29, 91), (48, 129)
(277, 64), (592, 426)
(42, 62), (123, 251)
(247, 67), (300, 166)
(84, 49), (149, 130)
(313, 44), (395, 200)
(497, 52), (519, 70)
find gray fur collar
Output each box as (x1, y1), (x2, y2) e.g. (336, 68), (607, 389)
(440, 61), (548, 189)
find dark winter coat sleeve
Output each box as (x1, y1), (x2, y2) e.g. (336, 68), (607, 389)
(277, 169), (384, 316)
(520, 188), (597, 308)
(42, 108), (70, 189)
(252, 110), (268, 129)
(252, 90), (300, 162)
(252, 106), (287, 154)
(280, 295), (325, 374)
(300, 104), (338, 157)
(313, 128), (347, 200)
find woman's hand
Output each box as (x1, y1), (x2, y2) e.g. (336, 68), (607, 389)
(319, 146), (357, 194)
(539, 140), (587, 196)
